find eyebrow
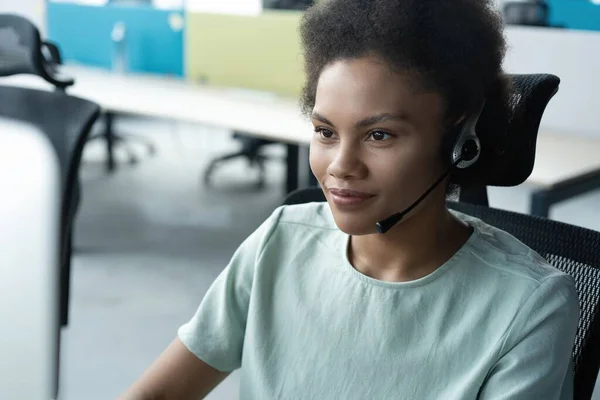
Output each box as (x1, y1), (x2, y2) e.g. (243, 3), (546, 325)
(311, 111), (410, 129)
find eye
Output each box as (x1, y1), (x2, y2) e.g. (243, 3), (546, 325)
(368, 130), (392, 141)
(314, 127), (336, 140)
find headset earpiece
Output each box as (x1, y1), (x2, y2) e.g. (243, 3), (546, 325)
(450, 100), (485, 169)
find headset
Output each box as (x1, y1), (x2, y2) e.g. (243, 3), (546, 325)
(446, 100), (485, 170)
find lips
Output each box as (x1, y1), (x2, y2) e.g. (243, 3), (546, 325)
(328, 188), (374, 198)
(328, 188), (375, 207)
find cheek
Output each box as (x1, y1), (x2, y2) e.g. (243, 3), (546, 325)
(309, 140), (328, 179)
(369, 145), (435, 196)
(368, 147), (417, 182)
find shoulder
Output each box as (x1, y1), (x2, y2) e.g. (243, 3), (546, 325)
(248, 202), (339, 256)
(452, 211), (579, 356)
(259, 202), (336, 235)
(457, 210), (573, 286)
(454, 210), (578, 310)
(278, 202), (337, 229)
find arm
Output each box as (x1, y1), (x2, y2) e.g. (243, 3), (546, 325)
(119, 207), (284, 400)
(118, 338), (229, 400)
(478, 274), (580, 400)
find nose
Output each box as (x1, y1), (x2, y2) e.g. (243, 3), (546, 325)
(327, 141), (366, 180)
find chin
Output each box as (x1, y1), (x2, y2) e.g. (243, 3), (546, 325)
(328, 208), (378, 236)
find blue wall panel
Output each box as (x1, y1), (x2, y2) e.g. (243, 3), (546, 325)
(47, 3), (184, 77)
(547, 0), (600, 32)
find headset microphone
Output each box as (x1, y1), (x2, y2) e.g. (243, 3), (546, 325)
(375, 104), (484, 235)
(375, 156), (465, 234)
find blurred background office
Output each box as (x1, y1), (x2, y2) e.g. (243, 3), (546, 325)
(0, 0), (599, 399)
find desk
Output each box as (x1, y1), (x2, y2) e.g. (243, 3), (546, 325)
(528, 132), (600, 217)
(1, 65), (313, 193)
(3, 66), (600, 215)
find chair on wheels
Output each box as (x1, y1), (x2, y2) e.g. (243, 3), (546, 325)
(283, 73), (600, 400)
(0, 14), (101, 329)
(204, 133), (280, 188)
(88, 111), (157, 172)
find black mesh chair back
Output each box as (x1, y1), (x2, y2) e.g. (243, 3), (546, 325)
(0, 13), (73, 88)
(457, 74), (559, 191)
(448, 201), (600, 400)
(283, 187), (600, 400)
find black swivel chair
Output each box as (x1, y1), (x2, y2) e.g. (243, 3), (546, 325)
(0, 14), (101, 329)
(283, 74), (600, 400)
(204, 134), (280, 189)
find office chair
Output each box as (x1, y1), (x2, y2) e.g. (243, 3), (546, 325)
(88, 111), (157, 171)
(0, 14), (101, 328)
(283, 74), (600, 399)
(204, 133), (279, 188)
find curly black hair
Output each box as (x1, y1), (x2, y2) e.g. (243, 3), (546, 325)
(299, 0), (512, 187)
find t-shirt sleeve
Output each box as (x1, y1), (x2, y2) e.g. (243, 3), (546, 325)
(478, 274), (580, 400)
(177, 206), (284, 372)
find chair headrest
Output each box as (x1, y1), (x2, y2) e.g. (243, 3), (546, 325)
(0, 14), (74, 89)
(454, 73), (560, 188)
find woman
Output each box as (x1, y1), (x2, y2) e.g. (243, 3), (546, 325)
(120, 0), (579, 399)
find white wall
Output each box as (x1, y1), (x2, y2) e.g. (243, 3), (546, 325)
(185, 0), (262, 15)
(0, 0), (46, 35)
(504, 26), (600, 138)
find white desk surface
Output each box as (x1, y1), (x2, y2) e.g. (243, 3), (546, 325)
(531, 131), (600, 188)
(0, 65), (313, 146)
(2, 65), (599, 189)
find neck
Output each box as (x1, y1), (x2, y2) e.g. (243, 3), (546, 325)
(349, 204), (472, 283)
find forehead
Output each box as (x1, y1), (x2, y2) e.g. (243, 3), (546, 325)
(314, 57), (443, 124)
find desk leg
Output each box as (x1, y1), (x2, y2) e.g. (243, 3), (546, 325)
(105, 112), (116, 173)
(286, 144), (299, 194)
(530, 169), (600, 218)
(530, 191), (550, 218)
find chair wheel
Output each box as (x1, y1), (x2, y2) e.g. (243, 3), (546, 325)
(128, 156), (138, 165)
(148, 145), (157, 156)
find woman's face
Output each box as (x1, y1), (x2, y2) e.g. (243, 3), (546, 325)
(309, 56), (448, 235)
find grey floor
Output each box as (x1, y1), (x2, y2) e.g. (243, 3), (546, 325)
(58, 117), (600, 400)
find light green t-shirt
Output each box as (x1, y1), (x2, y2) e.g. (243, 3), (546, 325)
(178, 202), (579, 399)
